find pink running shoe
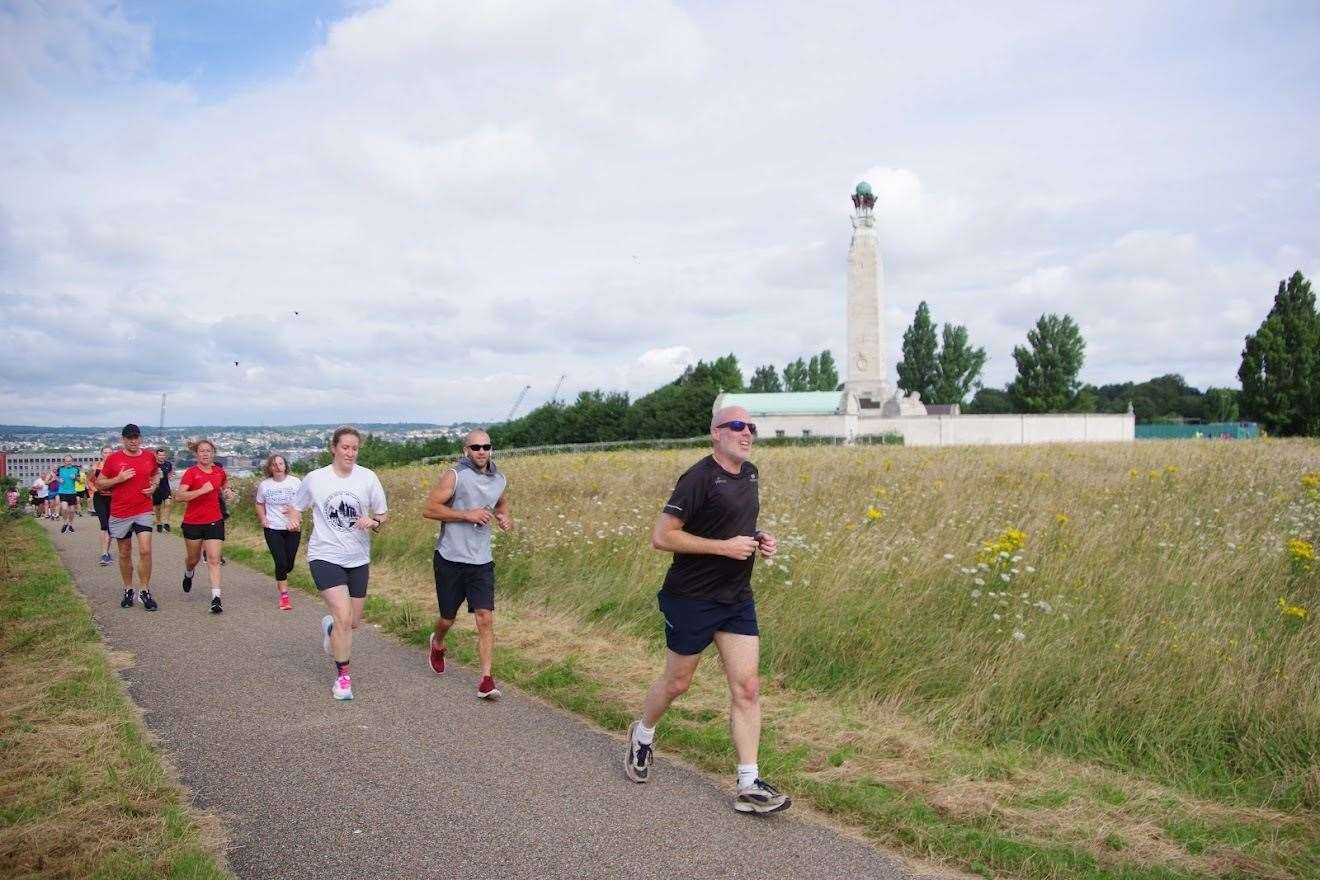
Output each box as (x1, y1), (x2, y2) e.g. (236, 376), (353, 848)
(428, 635), (446, 675)
(278, 592), (292, 611)
(332, 674), (353, 701)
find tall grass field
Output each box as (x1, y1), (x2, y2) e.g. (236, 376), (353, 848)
(228, 439), (1319, 879)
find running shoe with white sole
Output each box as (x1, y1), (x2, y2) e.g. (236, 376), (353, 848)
(321, 614), (334, 656)
(278, 592), (292, 611)
(477, 676), (501, 700)
(332, 674), (353, 701)
(624, 721), (653, 783)
(210, 596), (223, 614)
(99, 553), (112, 566)
(120, 588), (134, 608)
(428, 635), (446, 675)
(141, 590), (158, 612)
(733, 778), (791, 814)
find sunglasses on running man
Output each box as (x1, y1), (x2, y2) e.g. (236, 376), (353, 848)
(715, 420), (757, 435)
(467, 444), (493, 451)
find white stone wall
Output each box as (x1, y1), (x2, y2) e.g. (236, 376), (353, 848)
(745, 413), (1135, 447)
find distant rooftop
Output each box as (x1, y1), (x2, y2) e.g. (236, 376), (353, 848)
(717, 391), (847, 416)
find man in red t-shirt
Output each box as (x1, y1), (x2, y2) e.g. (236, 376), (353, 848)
(99, 424), (162, 611)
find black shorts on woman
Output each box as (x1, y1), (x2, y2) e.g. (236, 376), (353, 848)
(309, 560), (369, 598)
(181, 520), (225, 541)
(93, 494), (111, 531)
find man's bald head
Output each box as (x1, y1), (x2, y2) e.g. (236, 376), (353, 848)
(710, 405), (755, 466)
(463, 429), (493, 471)
(711, 405), (749, 432)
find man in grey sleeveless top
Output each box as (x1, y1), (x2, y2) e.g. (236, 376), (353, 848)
(422, 430), (511, 699)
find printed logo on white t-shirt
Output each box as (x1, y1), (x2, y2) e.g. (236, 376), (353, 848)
(323, 491), (362, 531)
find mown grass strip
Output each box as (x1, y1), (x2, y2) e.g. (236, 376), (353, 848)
(0, 518), (230, 880)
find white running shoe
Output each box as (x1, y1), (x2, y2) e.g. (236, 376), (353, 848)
(332, 674), (353, 701)
(733, 778), (792, 814)
(321, 614), (333, 657)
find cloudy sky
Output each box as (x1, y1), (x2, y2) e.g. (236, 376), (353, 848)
(2, 0), (1317, 427)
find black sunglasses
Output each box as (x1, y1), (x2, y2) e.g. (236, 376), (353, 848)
(715, 420), (757, 435)
(467, 444), (492, 451)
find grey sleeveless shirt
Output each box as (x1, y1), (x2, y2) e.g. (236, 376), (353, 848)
(436, 458), (507, 564)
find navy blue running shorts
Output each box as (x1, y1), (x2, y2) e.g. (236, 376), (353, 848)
(657, 590), (759, 656)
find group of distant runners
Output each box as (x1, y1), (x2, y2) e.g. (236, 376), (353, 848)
(55, 404), (789, 814)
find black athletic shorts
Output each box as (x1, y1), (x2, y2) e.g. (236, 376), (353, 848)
(657, 590), (759, 656)
(152, 486), (171, 505)
(309, 560), (369, 599)
(181, 520), (225, 541)
(433, 552), (495, 619)
(93, 494), (111, 531)
(59, 493), (78, 505)
(77, 489), (88, 499)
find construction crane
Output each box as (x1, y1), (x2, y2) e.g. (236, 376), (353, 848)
(550, 373), (567, 404)
(506, 384), (531, 421)
(158, 393), (167, 443)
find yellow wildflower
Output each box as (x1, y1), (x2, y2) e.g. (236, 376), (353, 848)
(977, 528), (1027, 565)
(1302, 473), (1320, 491)
(1055, 513), (1071, 525)
(1288, 538), (1315, 566)
(1164, 465), (1178, 474)
(865, 506), (883, 522)
(1278, 597), (1309, 620)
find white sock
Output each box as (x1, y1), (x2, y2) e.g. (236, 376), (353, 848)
(185, 568), (194, 578)
(634, 721), (656, 745)
(736, 763), (758, 788)
(211, 589), (221, 599)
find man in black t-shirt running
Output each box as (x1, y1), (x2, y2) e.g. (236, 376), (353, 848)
(624, 405), (789, 814)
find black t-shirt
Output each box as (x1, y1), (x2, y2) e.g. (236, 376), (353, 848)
(660, 455), (760, 604)
(153, 461), (173, 500)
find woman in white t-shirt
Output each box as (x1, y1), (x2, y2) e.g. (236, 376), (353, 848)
(254, 454), (303, 612)
(292, 426), (388, 701)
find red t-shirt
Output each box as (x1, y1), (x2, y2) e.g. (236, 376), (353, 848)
(180, 465), (228, 525)
(102, 450), (159, 518)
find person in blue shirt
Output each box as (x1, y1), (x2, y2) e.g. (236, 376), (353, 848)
(57, 456), (82, 533)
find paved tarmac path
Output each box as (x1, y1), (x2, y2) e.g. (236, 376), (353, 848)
(45, 519), (914, 879)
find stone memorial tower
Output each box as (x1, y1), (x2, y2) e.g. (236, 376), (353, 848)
(845, 182), (925, 415)
(845, 181), (890, 406)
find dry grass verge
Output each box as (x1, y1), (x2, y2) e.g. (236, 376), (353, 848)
(0, 518), (229, 880)
(224, 439), (1320, 879)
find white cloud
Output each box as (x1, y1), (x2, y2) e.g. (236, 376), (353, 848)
(0, 0), (1317, 425)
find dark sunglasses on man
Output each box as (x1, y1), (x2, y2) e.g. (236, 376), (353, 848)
(468, 444), (493, 451)
(715, 420), (757, 436)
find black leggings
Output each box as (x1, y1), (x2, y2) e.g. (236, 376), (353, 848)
(263, 528), (302, 581)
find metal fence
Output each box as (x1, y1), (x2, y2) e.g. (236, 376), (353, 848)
(419, 432), (902, 464)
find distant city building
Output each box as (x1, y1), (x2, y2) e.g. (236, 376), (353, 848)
(1, 451), (102, 485)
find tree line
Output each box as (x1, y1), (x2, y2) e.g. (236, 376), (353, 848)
(897, 270), (1318, 435)
(488, 350), (854, 449)
(320, 269), (1317, 464)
